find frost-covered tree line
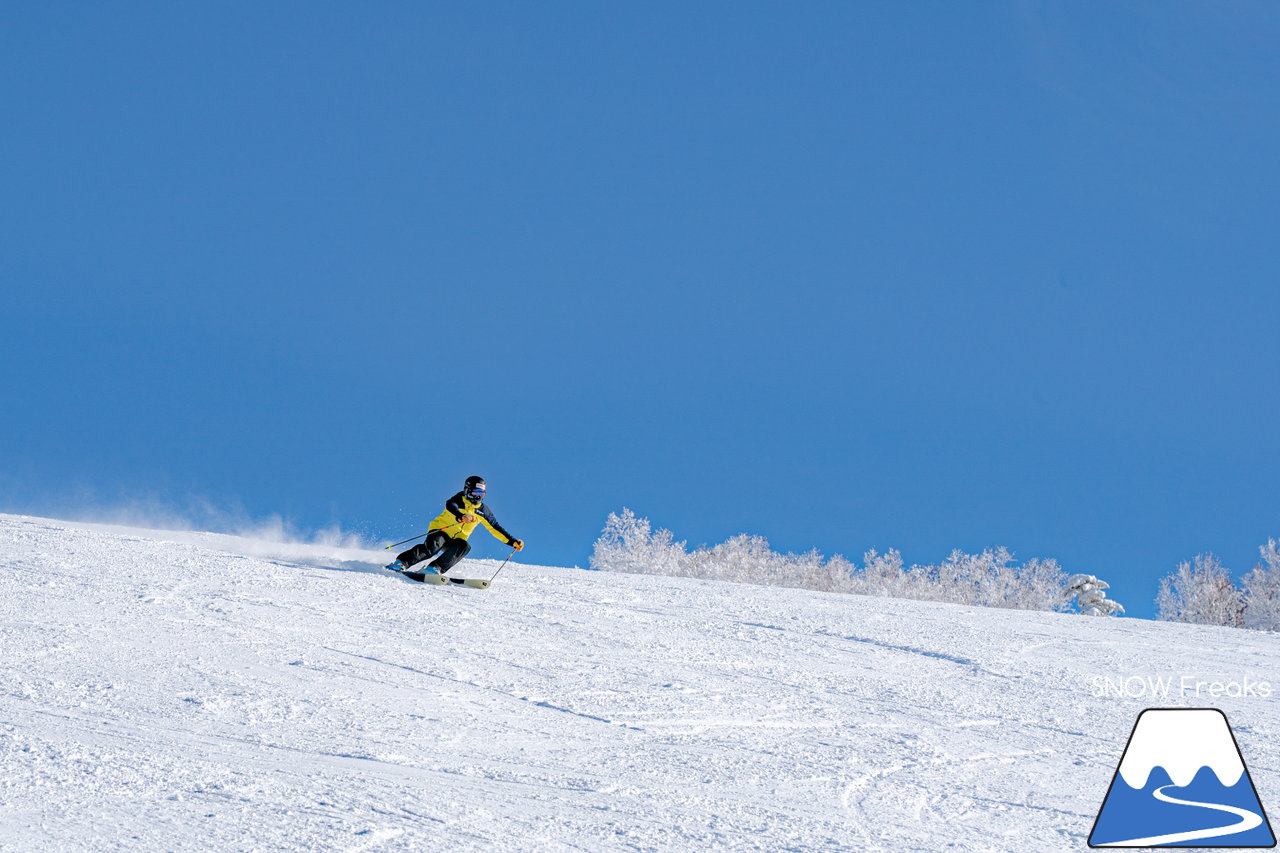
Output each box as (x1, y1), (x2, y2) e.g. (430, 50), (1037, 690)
(1156, 540), (1280, 631)
(591, 509), (1124, 616)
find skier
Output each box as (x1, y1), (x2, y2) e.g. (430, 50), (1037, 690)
(386, 476), (523, 576)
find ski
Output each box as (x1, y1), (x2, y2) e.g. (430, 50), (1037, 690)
(402, 571), (491, 589)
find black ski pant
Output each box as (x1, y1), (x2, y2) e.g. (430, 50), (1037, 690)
(397, 530), (471, 573)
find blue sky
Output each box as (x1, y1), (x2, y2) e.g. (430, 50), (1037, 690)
(2, 3), (1277, 617)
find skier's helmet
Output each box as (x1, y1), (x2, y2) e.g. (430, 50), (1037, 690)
(464, 475), (486, 501)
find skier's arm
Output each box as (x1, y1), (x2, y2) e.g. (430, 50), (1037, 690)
(477, 504), (517, 545)
(445, 492), (472, 524)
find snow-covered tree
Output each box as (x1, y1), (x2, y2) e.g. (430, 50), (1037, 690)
(1014, 557), (1074, 612)
(925, 548), (1068, 611)
(598, 514), (1280, 632)
(592, 510), (1087, 615)
(858, 548), (907, 598)
(1243, 539), (1280, 631)
(872, 548), (1066, 611)
(1062, 574), (1125, 616)
(816, 554), (859, 594)
(697, 534), (778, 585)
(590, 508), (688, 576)
(1156, 554), (1244, 627)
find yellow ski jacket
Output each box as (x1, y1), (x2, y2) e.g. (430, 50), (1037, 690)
(429, 491), (516, 544)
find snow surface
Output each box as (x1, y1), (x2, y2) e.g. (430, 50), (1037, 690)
(2, 513), (1277, 852)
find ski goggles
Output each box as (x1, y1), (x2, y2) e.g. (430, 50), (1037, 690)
(466, 484), (486, 500)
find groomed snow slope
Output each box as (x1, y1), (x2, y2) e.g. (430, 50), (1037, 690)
(1, 513), (1277, 852)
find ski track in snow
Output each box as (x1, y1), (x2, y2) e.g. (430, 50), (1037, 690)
(0, 513), (1277, 852)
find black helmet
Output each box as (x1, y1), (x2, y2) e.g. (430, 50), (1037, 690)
(464, 475), (486, 501)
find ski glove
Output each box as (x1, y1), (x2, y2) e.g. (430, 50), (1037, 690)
(510, 539), (524, 551)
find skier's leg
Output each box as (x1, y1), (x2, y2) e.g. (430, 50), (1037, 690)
(428, 537), (471, 574)
(397, 530), (450, 568)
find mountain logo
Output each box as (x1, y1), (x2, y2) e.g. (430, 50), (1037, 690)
(1089, 708), (1275, 848)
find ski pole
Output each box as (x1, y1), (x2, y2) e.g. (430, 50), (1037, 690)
(384, 520), (464, 550)
(385, 532), (430, 551)
(486, 545), (520, 584)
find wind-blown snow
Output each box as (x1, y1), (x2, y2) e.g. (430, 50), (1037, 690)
(1, 513), (1277, 852)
